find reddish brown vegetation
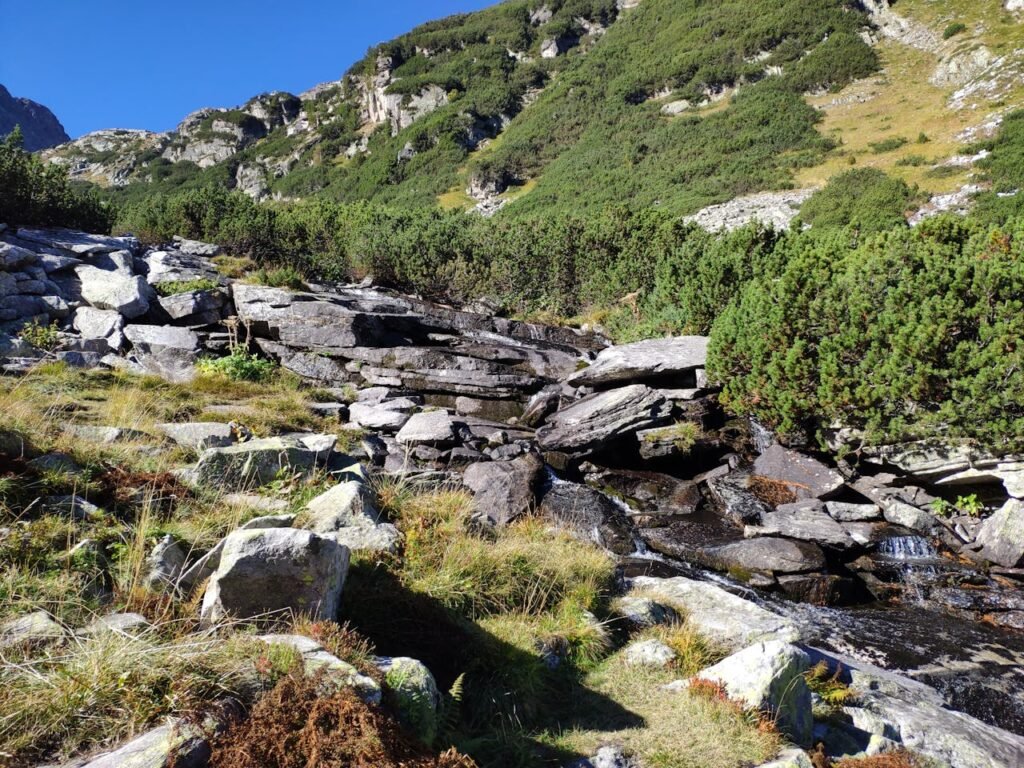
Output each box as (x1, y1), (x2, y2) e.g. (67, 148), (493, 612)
(210, 672), (476, 768)
(749, 475), (799, 507)
(832, 749), (925, 767)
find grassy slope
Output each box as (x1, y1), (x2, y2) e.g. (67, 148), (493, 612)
(0, 362), (777, 768)
(796, 0), (1024, 195)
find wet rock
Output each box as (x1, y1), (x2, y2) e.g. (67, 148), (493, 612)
(378, 656), (441, 745)
(694, 641), (812, 744)
(537, 384), (669, 456)
(200, 528), (350, 626)
(157, 421), (234, 450)
(751, 500), (856, 549)
(463, 453), (543, 527)
(706, 471), (771, 525)
(628, 576), (800, 649)
(882, 500), (942, 535)
(970, 499), (1024, 567)
(257, 634), (381, 703)
(624, 638), (676, 667)
(752, 445), (845, 500)
(75, 265), (151, 318)
(396, 410), (458, 446)
(190, 437), (318, 490)
(708, 538), (826, 574)
(539, 482), (634, 554)
(567, 336), (708, 388)
(0, 610), (65, 649)
(584, 467), (701, 524)
(776, 574), (849, 605)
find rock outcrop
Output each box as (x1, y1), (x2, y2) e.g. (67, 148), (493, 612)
(0, 84), (69, 151)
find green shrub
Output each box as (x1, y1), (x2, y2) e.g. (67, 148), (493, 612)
(800, 168), (915, 233)
(18, 320), (61, 352)
(869, 136), (909, 153)
(196, 349), (276, 382)
(708, 215), (1024, 449)
(250, 266), (306, 290)
(0, 128), (114, 231)
(153, 278), (220, 296)
(943, 22), (967, 40)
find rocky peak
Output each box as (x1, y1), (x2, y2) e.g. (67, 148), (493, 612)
(0, 84), (70, 151)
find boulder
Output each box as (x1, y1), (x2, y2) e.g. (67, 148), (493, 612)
(709, 538), (825, 574)
(755, 749), (814, 768)
(73, 306), (125, 352)
(81, 612), (151, 636)
(75, 265), (151, 318)
(157, 422), (234, 450)
(0, 610), (65, 649)
(348, 398), (419, 431)
(567, 336), (708, 387)
(537, 384), (669, 455)
(396, 410), (458, 446)
(623, 638), (676, 667)
(752, 500), (856, 549)
(73, 722), (210, 768)
(177, 514), (297, 594)
(257, 634), (381, 703)
(143, 535), (187, 590)
(865, 441), (1024, 498)
(463, 453), (544, 527)
(303, 479), (402, 554)
(970, 499), (1024, 567)
(64, 425), (150, 444)
(539, 481), (634, 554)
(569, 746), (639, 768)
(520, 385), (562, 427)
(882, 500), (941, 535)
(143, 248), (222, 286)
(200, 528), (350, 626)
(124, 324), (200, 382)
(826, 501), (881, 522)
(378, 656), (441, 745)
(694, 641), (812, 744)
(583, 467), (701, 523)
(158, 288), (226, 326)
(628, 576), (800, 649)
(612, 596), (679, 630)
(706, 472), (772, 524)
(0, 241), (39, 269)
(752, 445), (845, 500)
(16, 227), (138, 255)
(190, 437), (318, 490)
(173, 235), (223, 257)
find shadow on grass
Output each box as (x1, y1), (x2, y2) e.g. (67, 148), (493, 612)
(339, 563), (644, 768)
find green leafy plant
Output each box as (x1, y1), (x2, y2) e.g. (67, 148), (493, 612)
(18, 320), (61, 353)
(930, 498), (954, 517)
(955, 494), (984, 517)
(869, 136), (909, 153)
(196, 348), (276, 382)
(805, 660), (857, 707)
(251, 266), (306, 290)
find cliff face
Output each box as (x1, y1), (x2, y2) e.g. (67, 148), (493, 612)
(0, 84), (69, 151)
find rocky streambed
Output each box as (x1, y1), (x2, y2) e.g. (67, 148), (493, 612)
(4, 225), (1024, 766)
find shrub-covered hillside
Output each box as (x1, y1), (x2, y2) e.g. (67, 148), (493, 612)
(48, 0), (877, 217)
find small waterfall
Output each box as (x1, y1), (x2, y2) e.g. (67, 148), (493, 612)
(875, 535), (939, 605)
(876, 535), (938, 560)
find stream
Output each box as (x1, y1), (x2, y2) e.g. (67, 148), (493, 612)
(622, 541), (1024, 736)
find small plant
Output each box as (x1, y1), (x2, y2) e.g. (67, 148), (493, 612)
(804, 660), (857, 707)
(153, 278), (219, 296)
(916, 131), (931, 144)
(955, 493), (984, 516)
(19, 320), (61, 352)
(929, 498), (955, 517)
(895, 155), (928, 167)
(640, 421), (701, 453)
(196, 349), (276, 382)
(943, 22), (967, 40)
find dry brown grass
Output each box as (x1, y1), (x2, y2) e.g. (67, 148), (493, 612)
(209, 672), (477, 768)
(749, 475), (799, 507)
(834, 750), (928, 768)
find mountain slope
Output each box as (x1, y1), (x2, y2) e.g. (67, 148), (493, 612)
(42, 0), (1024, 222)
(0, 84), (69, 151)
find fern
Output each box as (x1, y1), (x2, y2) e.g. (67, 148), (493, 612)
(439, 672), (467, 744)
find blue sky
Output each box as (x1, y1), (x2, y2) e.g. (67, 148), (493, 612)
(1, 1), (497, 138)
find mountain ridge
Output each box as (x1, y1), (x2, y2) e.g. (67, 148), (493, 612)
(0, 84), (69, 151)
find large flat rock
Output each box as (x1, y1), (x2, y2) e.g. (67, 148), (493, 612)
(567, 336), (708, 387)
(628, 575), (800, 649)
(537, 384), (669, 455)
